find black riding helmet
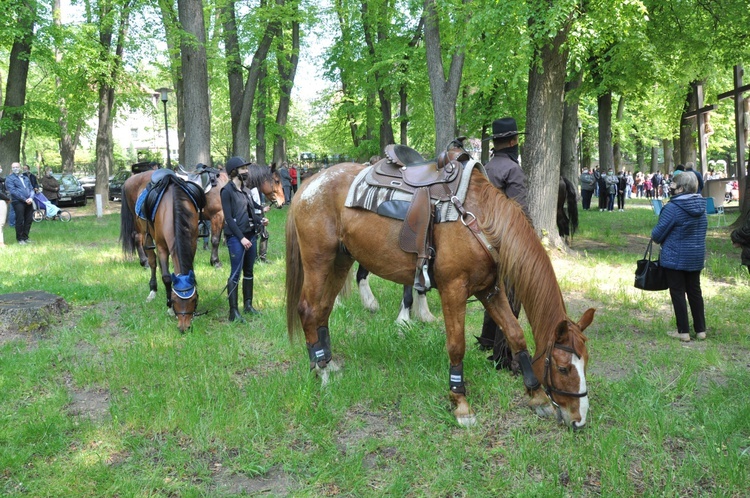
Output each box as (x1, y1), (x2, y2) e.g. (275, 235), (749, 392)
(226, 156), (251, 176)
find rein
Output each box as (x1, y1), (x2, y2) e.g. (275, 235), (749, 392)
(531, 342), (588, 409)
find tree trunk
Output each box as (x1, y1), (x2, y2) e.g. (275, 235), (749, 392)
(680, 83), (698, 167)
(636, 138), (645, 171)
(662, 139), (673, 172)
(672, 137), (680, 166)
(255, 62), (268, 166)
(230, 0), (280, 159)
(158, 0), (185, 166)
(423, 0), (466, 157)
(650, 146), (659, 173)
(177, 0), (211, 168)
(0, 2), (35, 174)
(273, 17), (300, 165)
(524, 18), (570, 248)
(54, 0), (77, 173)
(361, 1), (395, 152)
(561, 73), (582, 185)
(597, 91), (614, 173)
(613, 95), (624, 170)
(399, 86), (408, 145)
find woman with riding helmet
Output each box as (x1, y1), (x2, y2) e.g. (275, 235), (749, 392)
(221, 156), (268, 322)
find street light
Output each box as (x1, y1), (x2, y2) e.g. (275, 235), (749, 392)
(156, 87), (172, 169)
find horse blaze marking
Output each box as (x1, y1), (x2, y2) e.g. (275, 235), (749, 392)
(572, 354), (589, 425)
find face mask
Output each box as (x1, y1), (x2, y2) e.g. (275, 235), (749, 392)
(608, 171), (613, 175)
(238, 172), (249, 182)
(11, 167), (20, 174)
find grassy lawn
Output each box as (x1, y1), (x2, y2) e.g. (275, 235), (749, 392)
(1, 197), (748, 496)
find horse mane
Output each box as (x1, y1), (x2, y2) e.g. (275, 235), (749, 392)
(474, 175), (571, 349)
(245, 163), (271, 190)
(172, 184), (197, 273)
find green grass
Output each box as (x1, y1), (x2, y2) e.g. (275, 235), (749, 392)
(1, 197), (749, 496)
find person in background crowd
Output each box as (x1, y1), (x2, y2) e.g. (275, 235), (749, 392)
(684, 162), (704, 194)
(278, 162), (292, 205)
(6, 162), (35, 245)
(652, 171), (707, 342)
(731, 211), (750, 274)
(644, 175), (653, 199)
(220, 157), (268, 322)
(616, 169), (627, 211)
(0, 174), (9, 247)
(41, 169), (60, 206)
(579, 167), (596, 210)
(595, 167), (608, 211)
(626, 170), (634, 199)
(604, 168), (618, 212)
(23, 165), (39, 191)
(476, 117), (527, 371)
(289, 163), (298, 196)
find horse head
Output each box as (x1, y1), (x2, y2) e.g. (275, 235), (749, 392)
(268, 165), (286, 208)
(530, 308), (595, 429)
(171, 270), (199, 332)
(247, 164), (285, 208)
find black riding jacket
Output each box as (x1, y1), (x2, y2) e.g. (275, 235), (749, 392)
(220, 181), (263, 240)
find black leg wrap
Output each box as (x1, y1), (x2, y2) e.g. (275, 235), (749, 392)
(449, 363), (466, 395)
(307, 326), (332, 369)
(517, 350), (540, 391)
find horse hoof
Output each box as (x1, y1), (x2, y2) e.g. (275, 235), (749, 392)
(213, 262), (222, 269)
(146, 291), (156, 302)
(456, 414), (477, 427)
(315, 360), (340, 387)
(167, 307), (175, 317)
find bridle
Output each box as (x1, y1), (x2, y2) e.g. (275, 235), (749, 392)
(532, 342), (588, 411)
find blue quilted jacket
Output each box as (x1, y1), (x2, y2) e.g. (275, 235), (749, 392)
(651, 193), (707, 271)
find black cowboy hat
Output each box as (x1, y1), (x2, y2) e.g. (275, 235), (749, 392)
(225, 156), (252, 175)
(483, 117), (524, 141)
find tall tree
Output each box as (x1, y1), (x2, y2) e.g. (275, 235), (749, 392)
(0, 0), (36, 174)
(272, 4), (300, 165)
(423, 0), (467, 156)
(177, 0), (211, 168)
(524, 1), (574, 247)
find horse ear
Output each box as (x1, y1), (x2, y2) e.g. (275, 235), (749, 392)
(555, 320), (568, 341)
(577, 308), (596, 332)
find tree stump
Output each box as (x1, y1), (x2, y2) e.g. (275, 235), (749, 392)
(0, 291), (70, 333)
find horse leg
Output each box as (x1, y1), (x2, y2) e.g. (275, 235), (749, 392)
(480, 285), (546, 406)
(395, 285), (412, 324)
(411, 288), (436, 323)
(146, 246), (158, 302)
(210, 217), (222, 268)
(299, 255), (353, 386)
(356, 264), (379, 312)
(157, 247), (174, 316)
(439, 290), (475, 427)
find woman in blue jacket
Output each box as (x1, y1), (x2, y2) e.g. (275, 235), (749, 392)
(651, 171), (707, 342)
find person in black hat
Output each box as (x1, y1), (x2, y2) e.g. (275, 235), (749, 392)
(476, 117), (528, 370)
(220, 156), (268, 322)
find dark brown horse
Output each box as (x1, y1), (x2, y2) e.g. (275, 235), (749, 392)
(120, 171), (201, 332)
(286, 152), (595, 428)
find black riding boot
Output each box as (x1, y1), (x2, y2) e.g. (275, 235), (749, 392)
(243, 278), (261, 315)
(228, 279), (245, 323)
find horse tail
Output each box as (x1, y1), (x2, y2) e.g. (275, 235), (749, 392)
(120, 185), (137, 255)
(563, 176), (579, 238)
(285, 205), (303, 340)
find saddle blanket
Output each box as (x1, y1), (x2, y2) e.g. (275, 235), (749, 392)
(136, 174), (206, 222)
(344, 159), (486, 222)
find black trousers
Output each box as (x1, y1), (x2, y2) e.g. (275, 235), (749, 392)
(665, 268), (706, 334)
(581, 189), (594, 210)
(12, 200), (33, 242)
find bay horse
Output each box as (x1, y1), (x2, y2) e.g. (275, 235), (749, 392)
(286, 150), (595, 428)
(557, 176), (579, 245)
(120, 171), (201, 332)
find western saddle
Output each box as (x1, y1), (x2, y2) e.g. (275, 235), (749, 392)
(366, 142), (471, 291)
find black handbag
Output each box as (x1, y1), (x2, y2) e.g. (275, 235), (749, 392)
(634, 239), (668, 291)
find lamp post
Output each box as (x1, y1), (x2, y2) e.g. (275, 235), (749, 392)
(156, 87), (172, 169)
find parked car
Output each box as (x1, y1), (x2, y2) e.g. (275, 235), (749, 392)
(79, 175), (96, 198)
(109, 170), (131, 201)
(54, 173), (87, 207)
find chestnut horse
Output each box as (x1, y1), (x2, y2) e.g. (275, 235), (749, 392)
(120, 171), (201, 332)
(201, 164), (285, 267)
(286, 154), (595, 428)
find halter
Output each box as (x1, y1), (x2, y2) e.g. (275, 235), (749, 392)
(532, 342), (588, 410)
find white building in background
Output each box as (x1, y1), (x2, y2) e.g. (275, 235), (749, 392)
(111, 91), (179, 167)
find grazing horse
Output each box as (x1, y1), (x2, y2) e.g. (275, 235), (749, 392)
(557, 176), (579, 245)
(286, 150), (595, 428)
(120, 171), (201, 332)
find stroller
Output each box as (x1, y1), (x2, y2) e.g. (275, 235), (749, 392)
(33, 192), (71, 222)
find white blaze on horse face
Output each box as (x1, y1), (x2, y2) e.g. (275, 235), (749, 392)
(572, 354), (588, 427)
